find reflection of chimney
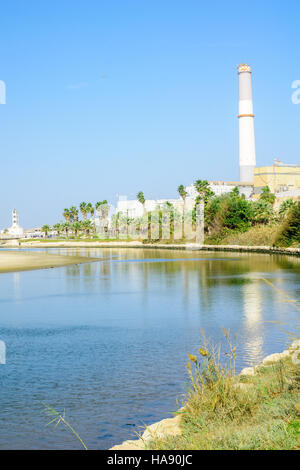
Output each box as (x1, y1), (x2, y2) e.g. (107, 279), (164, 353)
(238, 64), (256, 182)
(243, 280), (263, 364)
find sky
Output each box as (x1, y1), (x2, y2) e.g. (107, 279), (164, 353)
(1, 0), (300, 228)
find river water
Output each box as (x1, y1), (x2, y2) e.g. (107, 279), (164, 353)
(0, 248), (300, 449)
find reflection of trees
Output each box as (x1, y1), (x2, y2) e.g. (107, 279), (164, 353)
(61, 249), (300, 316)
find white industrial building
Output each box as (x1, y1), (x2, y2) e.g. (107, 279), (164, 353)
(116, 197), (189, 218)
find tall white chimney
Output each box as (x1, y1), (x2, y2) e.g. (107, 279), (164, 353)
(238, 63), (256, 182)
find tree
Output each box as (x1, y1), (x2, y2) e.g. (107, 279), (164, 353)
(259, 186), (275, 205)
(53, 223), (62, 237)
(178, 185), (188, 239)
(275, 201), (300, 246)
(220, 190), (253, 232)
(278, 199), (295, 220)
(69, 206), (79, 222)
(63, 208), (71, 222)
(41, 224), (51, 238)
(194, 180), (214, 205)
(137, 192), (146, 214)
(72, 221), (82, 237)
(62, 221), (70, 238)
(86, 203), (93, 218)
(82, 220), (93, 236)
(177, 184), (187, 202)
(79, 202), (88, 221)
(252, 200), (274, 225)
(96, 200), (109, 219)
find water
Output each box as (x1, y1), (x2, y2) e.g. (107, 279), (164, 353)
(0, 248), (300, 449)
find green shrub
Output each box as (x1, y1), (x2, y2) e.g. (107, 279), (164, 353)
(274, 201), (300, 246)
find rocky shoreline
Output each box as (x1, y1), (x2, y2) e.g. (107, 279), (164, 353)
(109, 339), (300, 450)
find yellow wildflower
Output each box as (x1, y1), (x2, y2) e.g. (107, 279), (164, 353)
(188, 353), (197, 363)
(198, 348), (209, 357)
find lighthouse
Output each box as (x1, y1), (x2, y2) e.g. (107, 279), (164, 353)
(238, 64), (256, 182)
(7, 209), (24, 238)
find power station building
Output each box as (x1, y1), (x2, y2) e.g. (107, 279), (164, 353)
(254, 159), (300, 195)
(116, 63), (300, 219)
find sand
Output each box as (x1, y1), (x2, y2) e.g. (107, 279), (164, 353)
(0, 250), (98, 274)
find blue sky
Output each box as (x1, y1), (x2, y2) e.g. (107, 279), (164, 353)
(1, 0), (300, 228)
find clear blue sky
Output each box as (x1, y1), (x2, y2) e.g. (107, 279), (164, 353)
(1, 0), (300, 228)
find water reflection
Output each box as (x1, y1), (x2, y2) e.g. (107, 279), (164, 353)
(242, 279), (264, 365)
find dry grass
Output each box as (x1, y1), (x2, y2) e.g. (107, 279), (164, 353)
(146, 333), (300, 450)
(206, 224), (280, 246)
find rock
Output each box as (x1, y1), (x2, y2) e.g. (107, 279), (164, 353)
(240, 366), (256, 376)
(141, 415), (182, 441)
(290, 340), (300, 350)
(262, 351), (290, 364)
(109, 414), (182, 451)
(110, 440), (144, 451)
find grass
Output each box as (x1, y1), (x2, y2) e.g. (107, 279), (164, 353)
(146, 331), (300, 450)
(205, 224), (280, 246)
(43, 403), (88, 450)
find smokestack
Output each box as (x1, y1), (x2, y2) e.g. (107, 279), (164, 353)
(238, 64), (256, 182)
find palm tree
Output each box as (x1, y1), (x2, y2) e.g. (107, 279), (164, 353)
(82, 220), (93, 236)
(63, 208), (71, 222)
(79, 202), (88, 221)
(178, 185), (188, 239)
(62, 221), (70, 238)
(41, 224), (51, 238)
(137, 191), (146, 214)
(194, 180), (214, 205)
(279, 198), (295, 220)
(72, 221), (82, 237)
(178, 184), (187, 202)
(96, 200), (108, 219)
(86, 203), (93, 219)
(259, 186), (275, 205)
(69, 206), (79, 222)
(53, 223), (62, 237)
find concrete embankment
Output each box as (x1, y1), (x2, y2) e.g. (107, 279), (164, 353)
(18, 240), (300, 257)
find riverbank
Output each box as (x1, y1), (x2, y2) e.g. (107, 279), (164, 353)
(13, 239), (300, 257)
(0, 250), (98, 273)
(110, 340), (300, 450)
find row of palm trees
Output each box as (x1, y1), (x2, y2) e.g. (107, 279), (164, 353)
(62, 201), (108, 223)
(41, 200), (109, 238)
(41, 220), (94, 238)
(41, 184), (208, 239)
(136, 180), (209, 212)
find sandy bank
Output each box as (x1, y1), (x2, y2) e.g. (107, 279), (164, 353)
(0, 250), (98, 274)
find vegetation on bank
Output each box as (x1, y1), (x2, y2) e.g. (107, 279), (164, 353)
(201, 184), (300, 247)
(146, 333), (300, 450)
(37, 183), (300, 248)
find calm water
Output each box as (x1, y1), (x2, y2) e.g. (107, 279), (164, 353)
(0, 248), (300, 449)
